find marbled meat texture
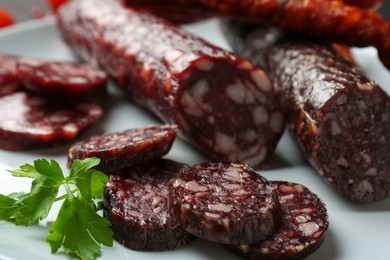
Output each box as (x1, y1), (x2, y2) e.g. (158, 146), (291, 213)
(170, 162), (281, 244)
(57, 0), (285, 169)
(103, 159), (194, 251)
(221, 20), (390, 202)
(0, 91), (103, 150)
(228, 181), (329, 260)
(0, 54), (20, 96)
(17, 58), (108, 98)
(67, 124), (178, 172)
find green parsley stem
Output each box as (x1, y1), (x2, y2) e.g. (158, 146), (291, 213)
(54, 187), (78, 202)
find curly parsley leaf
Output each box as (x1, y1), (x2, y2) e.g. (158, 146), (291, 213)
(0, 157), (112, 260)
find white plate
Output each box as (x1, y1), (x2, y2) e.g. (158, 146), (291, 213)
(0, 17), (389, 260)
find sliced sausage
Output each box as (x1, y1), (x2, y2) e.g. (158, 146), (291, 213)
(0, 91), (103, 150)
(221, 20), (390, 202)
(170, 162), (281, 244)
(103, 159), (194, 251)
(0, 54), (20, 96)
(17, 58), (108, 98)
(57, 0), (285, 169)
(227, 181), (329, 260)
(67, 125), (178, 172)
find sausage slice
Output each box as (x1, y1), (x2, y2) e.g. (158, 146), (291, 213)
(103, 159), (194, 251)
(0, 92), (102, 150)
(17, 58), (108, 98)
(68, 125), (177, 172)
(170, 162), (281, 244)
(228, 181), (329, 260)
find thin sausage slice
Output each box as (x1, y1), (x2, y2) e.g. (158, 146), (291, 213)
(103, 159), (194, 251)
(0, 54), (20, 96)
(228, 181), (329, 260)
(0, 91), (102, 150)
(67, 125), (177, 172)
(17, 58), (108, 98)
(170, 162), (281, 244)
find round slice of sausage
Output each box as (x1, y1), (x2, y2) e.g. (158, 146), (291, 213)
(67, 125), (178, 172)
(0, 91), (103, 150)
(17, 58), (108, 98)
(228, 181), (329, 260)
(170, 162), (281, 244)
(104, 159), (194, 251)
(0, 54), (20, 96)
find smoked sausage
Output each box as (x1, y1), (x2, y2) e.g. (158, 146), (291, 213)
(57, 0), (285, 169)
(221, 20), (390, 202)
(123, 0), (390, 70)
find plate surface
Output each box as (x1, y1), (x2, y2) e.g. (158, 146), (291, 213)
(0, 17), (389, 260)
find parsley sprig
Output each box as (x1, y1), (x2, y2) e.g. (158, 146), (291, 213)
(0, 158), (113, 260)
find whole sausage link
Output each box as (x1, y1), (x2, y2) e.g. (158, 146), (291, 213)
(221, 19), (390, 202)
(57, 0), (284, 169)
(123, 0), (390, 70)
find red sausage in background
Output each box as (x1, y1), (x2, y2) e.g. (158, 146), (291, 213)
(125, 2), (216, 24)
(343, 0), (383, 9)
(122, 0), (390, 70)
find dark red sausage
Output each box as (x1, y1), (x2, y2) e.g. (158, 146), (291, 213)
(57, 0), (285, 169)
(17, 58), (108, 98)
(0, 54), (20, 96)
(0, 91), (103, 150)
(67, 125), (178, 172)
(123, 0), (384, 9)
(343, 0), (383, 9)
(170, 162), (281, 244)
(123, 0), (390, 70)
(221, 20), (390, 202)
(227, 181), (329, 260)
(103, 159), (194, 251)
(126, 3), (216, 24)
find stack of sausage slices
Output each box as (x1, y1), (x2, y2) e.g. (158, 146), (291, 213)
(0, 54), (107, 150)
(67, 125), (329, 259)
